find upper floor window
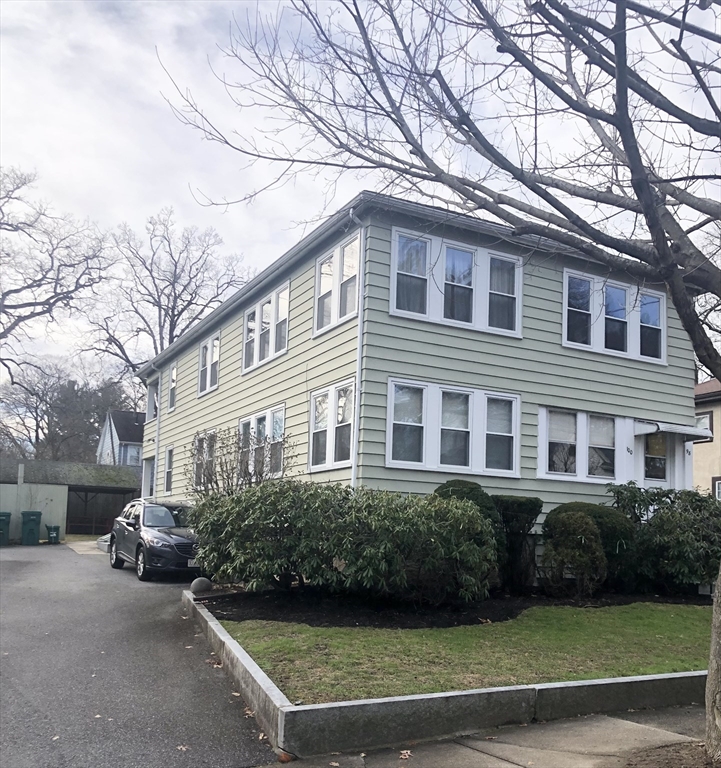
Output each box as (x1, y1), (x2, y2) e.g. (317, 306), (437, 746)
(244, 284), (290, 372)
(310, 380), (354, 470)
(563, 270), (666, 363)
(198, 334), (220, 395)
(146, 379), (159, 421)
(539, 408), (617, 482)
(168, 365), (177, 412)
(314, 235), (360, 334)
(387, 378), (520, 476)
(239, 405), (285, 478)
(391, 229), (522, 337)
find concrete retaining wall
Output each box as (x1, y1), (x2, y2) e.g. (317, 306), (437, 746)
(183, 591), (708, 758)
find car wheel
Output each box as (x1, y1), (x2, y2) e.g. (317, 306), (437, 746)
(109, 538), (124, 569)
(136, 546), (152, 581)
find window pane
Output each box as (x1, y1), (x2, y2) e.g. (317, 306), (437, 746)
(589, 415), (614, 447)
(244, 339), (255, 370)
(486, 434), (513, 470)
(441, 391), (469, 430)
(256, 416), (266, 441)
(169, 385), (175, 410)
(549, 411), (576, 442)
(393, 385), (423, 424)
(259, 329), (270, 361)
(490, 258), (515, 295)
(342, 239), (359, 280)
(605, 318), (627, 352)
(210, 360), (219, 388)
(314, 394), (328, 430)
(392, 424), (423, 462)
(696, 414), (711, 431)
(645, 456), (666, 480)
(640, 294), (660, 327)
(646, 432), (667, 457)
(319, 257), (333, 294)
(640, 325), (661, 359)
(567, 309), (590, 345)
(568, 277), (590, 311)
(605, 286), (626, 319)
(340, 275), (357, 317)
(397, 274), (427, 314)
(336, 387), (353, 426)
(244, 312), (256, 368)
(489, 293), (515, 330)
(334, 423), (351, 463)
(275, 318), (288, 352)
(443, 284), (473, 323)
(272, 410), (284, 441)
(245, 311), (256, 340)
(270, 441), (283, 474)
(317, 292), (332, 329)
(487, 398), (513, 434)
(240, 421), (251, 449)
(312, 430), (327, 466)
(440, 429), (469, 466)
(588, 447), (615, 477)
(277, 287), (289, 320)
(398, 235), (427, 276)
(445, 248), (473, 286)
(548, 442), (576, 473)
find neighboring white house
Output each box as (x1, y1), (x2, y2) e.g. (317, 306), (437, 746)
(96, 410), (145, 466)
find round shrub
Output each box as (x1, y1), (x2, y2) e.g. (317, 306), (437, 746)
(491, 495), (543, 593)
(542, 508), (607, 597)
(549, 502), (634, 588)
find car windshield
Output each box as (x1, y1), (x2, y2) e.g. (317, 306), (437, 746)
(142, 505), (189, 528)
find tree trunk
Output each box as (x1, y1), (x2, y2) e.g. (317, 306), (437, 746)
(707, 562), (721, 765)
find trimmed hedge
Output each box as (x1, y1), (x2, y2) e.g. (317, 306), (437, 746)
(542, 508), (607, 597)
(491, 495), (543, 593)
(190, 480), (497, 604)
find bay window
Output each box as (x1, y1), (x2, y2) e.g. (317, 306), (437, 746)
(314, 234), (360, 334)
(243, 284), (290, 372)
(564, 270), (666, 362)
(198, 334), (220, 395)
(391, 229), (522, 336)
(310, 380), (355, 469)
(387, 379), (520, 475)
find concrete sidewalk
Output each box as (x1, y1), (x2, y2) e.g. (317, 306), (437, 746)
(270, 705), (704, 768)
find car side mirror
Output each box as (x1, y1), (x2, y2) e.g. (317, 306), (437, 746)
(127, 519), (138, 529)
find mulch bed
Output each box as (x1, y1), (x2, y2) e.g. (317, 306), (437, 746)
(624, 742), (711, 768)
(198, 586), (711, 630)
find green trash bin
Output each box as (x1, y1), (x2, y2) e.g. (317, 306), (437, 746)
(45, 525), (60, 545)
(0, 512), (11, 547)
(21, 511), (42, 546)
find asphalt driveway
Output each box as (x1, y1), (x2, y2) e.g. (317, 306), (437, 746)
(0, 544), (275, 768)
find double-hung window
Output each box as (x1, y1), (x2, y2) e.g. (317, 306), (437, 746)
(540, 408), (618, 482)
(198, 334), (220, 395)
(391, 229), (522, 336)
(239, 406), (285, 478)
(142, 457), (155, 498)
(243, 284), (290, 372)
(146, 379), (159, 421)
(387, 379), (520, 475)
(314, 234), (360, 334)
(310, 380), (354, 469)
(168, 365), (177, 412)
(164, 447), (173, 494)
(193, 432), (215, 489)
(644, 433), (667, 481)
(563, 270), (666, 362)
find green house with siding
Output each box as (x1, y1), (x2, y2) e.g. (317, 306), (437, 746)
(136, 193), (709, 514)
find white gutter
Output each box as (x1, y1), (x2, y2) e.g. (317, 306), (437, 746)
(350, 210), (366, 488)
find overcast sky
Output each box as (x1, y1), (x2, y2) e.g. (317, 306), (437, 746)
(1, 0), (365, 275)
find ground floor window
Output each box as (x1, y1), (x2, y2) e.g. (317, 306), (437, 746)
(239, 405), (285, 479)
(386, 378), (520, 476)
(310, 380), (354, 470)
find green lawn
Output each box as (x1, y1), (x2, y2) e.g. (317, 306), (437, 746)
(221, 603), (711, 704)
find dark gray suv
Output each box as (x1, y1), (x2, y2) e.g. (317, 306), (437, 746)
(109, 499), (200, 581)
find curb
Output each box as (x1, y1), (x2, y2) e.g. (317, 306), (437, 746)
(182, 590), (707, 758)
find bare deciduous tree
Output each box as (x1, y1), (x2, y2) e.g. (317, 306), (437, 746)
(0, 167), (107, 379)
(88, 208), (249, 373)
(169, 0), (721, 379)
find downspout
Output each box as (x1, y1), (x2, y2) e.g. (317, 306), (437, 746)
(350, 209), (366, 488)
(149, 364), (162, 500)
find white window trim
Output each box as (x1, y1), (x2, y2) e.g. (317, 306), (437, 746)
(146, 379), (159, 423)
(537, 408), (636, 484)
(197, 333), (221, 397)
(242, 283), (290, 373)
(167, 364), (177, 413)
(389, 226), (523, 339)
(562, 269), (667, 365)
(385, 378), (521, 478)
(715, 479), (721, 501)
(163, 445), (174, 495)
(312, 233), (360, 338)
(308, 379), (355, 472)
(238, 404), (286, 478)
